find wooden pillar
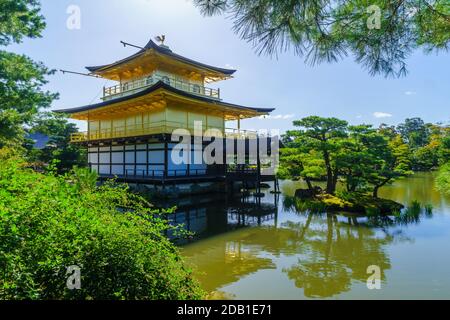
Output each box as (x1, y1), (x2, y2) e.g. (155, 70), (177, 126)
(134, 143), (137, 176)
(146, 142), (149, 177)
(87, 113), (90, 141)
(164, 136), (169, 180)
(256, 135), (261, 194)
(106, 144), (110, 176)
(123, 144), (126, 176)
(223, 136), (227, 175)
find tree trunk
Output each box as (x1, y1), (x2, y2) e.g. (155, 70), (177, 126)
(305, 178), (313, 191)
(329, 169), (339, 195)
(323, 150), (334, 194)
(373, 186), (379, 198)
(373, 178), (391, 198)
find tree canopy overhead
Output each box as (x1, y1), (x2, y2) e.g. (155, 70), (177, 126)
(0, 0), (57, 148)
(0, 0), (45, 46)
(194, 0), (450, 77)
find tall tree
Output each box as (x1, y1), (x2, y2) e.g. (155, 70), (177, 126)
(338, 125), (385, 192)
(0, 0), (57, 148)
(397, 117), (430, 148)
(368, 134), (412, 198)
(278, 141), (326, 191)
(285, 116), (348, 194)
(194, 0), (450, 77)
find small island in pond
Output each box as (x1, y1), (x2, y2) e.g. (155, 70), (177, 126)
(293, 188), (404, 215)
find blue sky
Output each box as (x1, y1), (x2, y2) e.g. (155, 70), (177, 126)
(9, 0), (450, 132)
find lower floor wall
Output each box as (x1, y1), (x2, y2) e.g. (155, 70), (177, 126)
(88, 141), (210, 177)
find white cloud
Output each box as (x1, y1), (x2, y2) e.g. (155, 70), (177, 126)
(259, 114), (295, 120)
(404, 91), (417, 95)
(356, 115), (363, 119)
(373, 112), (393, 118)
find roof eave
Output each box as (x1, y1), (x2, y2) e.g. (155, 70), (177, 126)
(54, 81), (274, 116)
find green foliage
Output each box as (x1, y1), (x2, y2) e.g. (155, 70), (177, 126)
(368, 134), (412, 197)
(0, 0), (46, 46)
(0, 109), (26, 148)
(436, 162), (450, 195)
(409, 124), (450, 171)
(0, 0), (58, 148)
(277, 147), (325, 186)
(194, 0), (450, 77)
(396, 119), (449, 170)
(424, 204), (433, 216)
(437, 128), (450, 165)
(26, 113), (87, 173)
(284, 116), (348, 194)
(0, 154), (204, 300)
(397, 118), (430, 149)
(281, 116), (413, 197)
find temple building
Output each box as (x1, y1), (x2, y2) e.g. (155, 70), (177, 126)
(56, 37), (277, 193)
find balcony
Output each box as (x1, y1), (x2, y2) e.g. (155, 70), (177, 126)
(70, 121), (263, 143)
(102, 74), (220, 101)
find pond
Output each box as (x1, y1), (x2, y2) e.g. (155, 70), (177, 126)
(168, 172), (450, 299)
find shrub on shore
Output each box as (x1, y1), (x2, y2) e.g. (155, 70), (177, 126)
(0, 151), (204, 300)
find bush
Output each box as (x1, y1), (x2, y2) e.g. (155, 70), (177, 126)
(0, 154), (204, 300)
(436, 162), (450, 196)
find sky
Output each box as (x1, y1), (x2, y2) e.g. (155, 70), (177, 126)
(9, 0), (450, 132)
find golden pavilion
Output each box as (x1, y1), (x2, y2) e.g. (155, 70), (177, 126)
(57, 38), (276, 191)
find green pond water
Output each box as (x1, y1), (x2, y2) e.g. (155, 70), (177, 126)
(173, 172), (450, 299)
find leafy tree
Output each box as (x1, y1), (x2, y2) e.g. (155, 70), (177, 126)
(284, 116), (348, 194)
(368, 134), (412, 197)
(378, 123), (398, 139)
(26, 113), (86, 173)
(405, 123), (450, 170)
(0, 0), (46, 46)
(338, 125), (385, 192)
(0, 0), (57, 147)
(337, 125), (412, 196)
(397, 117), (431, 149)
(0, 109), (26, 148)
(194, 0), (450, 77)
(278, 145), (325, 191)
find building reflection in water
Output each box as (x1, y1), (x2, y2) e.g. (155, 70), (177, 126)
(155, 190), (432, 299)
(157, 193), (279, 242)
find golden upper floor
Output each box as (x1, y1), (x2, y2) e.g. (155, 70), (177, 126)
(85, 38), (236, 102)
(102, 70), (220, 101)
